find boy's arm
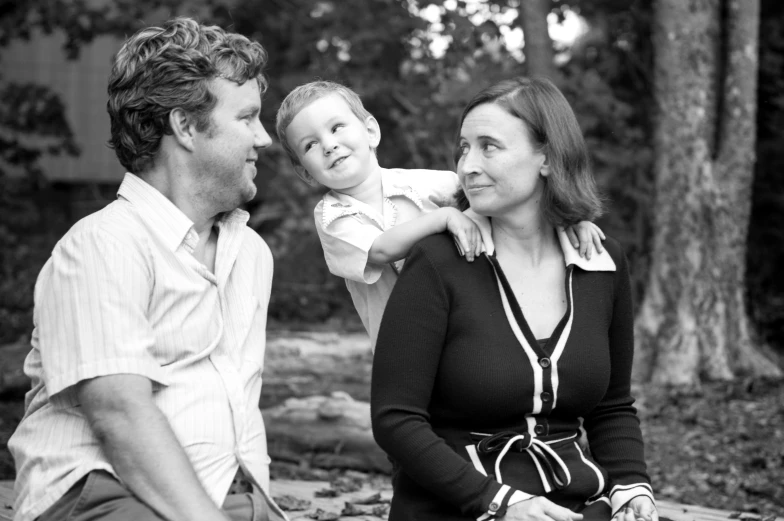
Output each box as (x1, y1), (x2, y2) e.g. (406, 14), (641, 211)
(368, 207), (482, 264)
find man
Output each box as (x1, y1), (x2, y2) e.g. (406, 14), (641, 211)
(8, 17), (287, 521)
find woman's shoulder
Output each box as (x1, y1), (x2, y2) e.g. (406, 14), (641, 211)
(599, 235), (629, 272)
(409, 232), (465, 266)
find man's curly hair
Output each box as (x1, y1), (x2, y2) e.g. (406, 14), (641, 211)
(107, 17), (268, 174)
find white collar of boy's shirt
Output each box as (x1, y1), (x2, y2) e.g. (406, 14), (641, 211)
(118, 173), (249, 252)
(321, 170), (425, 229)
(463, 208), (616, 272)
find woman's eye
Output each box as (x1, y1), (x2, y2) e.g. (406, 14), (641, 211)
(458, 143), (469, 155)
(483, 143), (498, 152)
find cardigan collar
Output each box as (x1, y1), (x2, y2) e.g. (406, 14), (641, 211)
(464, 208), (616, 272)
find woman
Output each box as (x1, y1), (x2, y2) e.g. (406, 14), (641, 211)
(371, 77), (658, 521)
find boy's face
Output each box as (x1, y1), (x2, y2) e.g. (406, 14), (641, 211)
(285, 93), (380, 191)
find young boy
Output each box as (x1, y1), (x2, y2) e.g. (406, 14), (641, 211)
(275, 81), (603, 349)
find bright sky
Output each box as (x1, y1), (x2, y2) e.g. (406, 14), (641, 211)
(416, 0), (588, 59)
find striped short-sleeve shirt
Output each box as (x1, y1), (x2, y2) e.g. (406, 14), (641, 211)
(9, 173), (284, 521)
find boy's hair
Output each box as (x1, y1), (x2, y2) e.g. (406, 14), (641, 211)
(455, 76), (604, 227)
(275, 80), (373, 183)
(107, 17), (268, 175)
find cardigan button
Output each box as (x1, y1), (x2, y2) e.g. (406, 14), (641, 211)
(489, 502), (500, 512)
(539, 357), (551, 368)
(541, 391), (552, 403)
(534, 424), (545, 435)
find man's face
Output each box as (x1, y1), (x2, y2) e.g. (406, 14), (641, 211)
(192, 78), (272, 212)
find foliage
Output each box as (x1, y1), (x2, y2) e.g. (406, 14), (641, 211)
(0, 0), (782, 355)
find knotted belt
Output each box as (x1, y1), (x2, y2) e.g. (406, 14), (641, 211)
(470, 431), (572, 494)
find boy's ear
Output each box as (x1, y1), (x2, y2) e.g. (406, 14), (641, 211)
(364, 116), (381, 148)
(294, 165), (317, 185)
(169, 108), (198, 152)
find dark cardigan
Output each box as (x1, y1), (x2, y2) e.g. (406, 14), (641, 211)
(371, 232), (651, 520)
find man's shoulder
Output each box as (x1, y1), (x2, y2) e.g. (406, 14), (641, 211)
(61, 199), (147, 250)
(237, 225), (272, 259)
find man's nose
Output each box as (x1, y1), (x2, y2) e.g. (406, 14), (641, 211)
(254, 120), (273, 149)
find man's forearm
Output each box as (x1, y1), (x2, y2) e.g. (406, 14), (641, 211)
(78, 375), (229, 521)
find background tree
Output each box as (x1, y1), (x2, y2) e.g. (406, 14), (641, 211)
(634, 0), (781, 385)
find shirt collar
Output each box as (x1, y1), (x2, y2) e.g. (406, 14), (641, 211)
(117, 173), (249, 251)
(464, 208), (616, 272)
(320, 169), (425, 228)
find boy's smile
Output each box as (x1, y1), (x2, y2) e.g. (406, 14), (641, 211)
(285, 93), (381, 192)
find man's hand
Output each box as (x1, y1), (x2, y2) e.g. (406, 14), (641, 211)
(564, 221), (605, 260)
(504, 497), (584, 521)
(611, 497), (658, 521)
(442, 207), (483, 262)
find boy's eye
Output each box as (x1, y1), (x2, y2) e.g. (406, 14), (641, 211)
(331, 123), (344, 133)
(304, 141), (316, 152)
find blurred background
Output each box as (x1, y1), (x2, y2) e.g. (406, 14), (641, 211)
(1, 0), (783, 511)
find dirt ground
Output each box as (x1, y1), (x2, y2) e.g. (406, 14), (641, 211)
(1, 363), (782, 518)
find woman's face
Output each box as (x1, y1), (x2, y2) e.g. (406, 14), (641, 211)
(456, 102), (547, 219)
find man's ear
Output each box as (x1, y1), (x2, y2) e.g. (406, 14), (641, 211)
(169, 108), (197, 152)
(294, 165), (317, 185)
(365, 115), (381, 148)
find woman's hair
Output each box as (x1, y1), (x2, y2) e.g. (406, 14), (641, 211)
(275, 80), (373, 183)
(455, 76), (603, 227)
(107, 17), (269, 174)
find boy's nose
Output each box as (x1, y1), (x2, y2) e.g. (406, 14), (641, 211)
(324, 143), (339, 155)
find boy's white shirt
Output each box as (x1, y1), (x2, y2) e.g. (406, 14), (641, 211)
(314, 168), (460, 349)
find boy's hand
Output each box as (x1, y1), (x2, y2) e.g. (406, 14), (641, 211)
(442, 208), (482, 262)
(565, 221), (605, 260)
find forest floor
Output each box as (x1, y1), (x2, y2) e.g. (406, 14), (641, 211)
(1, 330), (782, 518)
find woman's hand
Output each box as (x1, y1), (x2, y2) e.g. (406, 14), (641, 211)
(564, 221), (605, 260)
(503, 497), (584, 521)
(611, 496), (658, 521)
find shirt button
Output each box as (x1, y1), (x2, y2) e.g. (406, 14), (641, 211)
(541, 392), (552, 403)
(539, 358), (551, 368)
(489, 502), (500, 512)
(534, 424), (545, 435)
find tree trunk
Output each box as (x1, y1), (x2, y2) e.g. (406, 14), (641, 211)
(634, 0), (781, 385)
(519, 0), (556, 79)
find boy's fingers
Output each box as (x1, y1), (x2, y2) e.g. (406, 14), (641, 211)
(453, 237), (464, 256)
(565, 227), (579, 249)
(594, 235), (604, 253)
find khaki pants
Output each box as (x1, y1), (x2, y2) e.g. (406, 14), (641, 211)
(37, 470), (285, 521)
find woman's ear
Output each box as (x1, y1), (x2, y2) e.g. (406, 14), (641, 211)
(169, 108), (198, 152)
(539, 158), (551, 178)
(365, 115), (381, 148)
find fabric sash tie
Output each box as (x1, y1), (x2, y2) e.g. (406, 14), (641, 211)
(472, 431), (572, 494)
